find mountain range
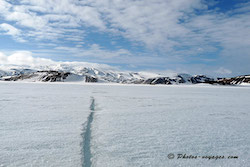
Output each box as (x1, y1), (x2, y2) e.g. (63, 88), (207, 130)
(0, 64), (249, 85)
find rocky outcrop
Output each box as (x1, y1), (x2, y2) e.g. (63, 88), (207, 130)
(142, 77), (172, 85)
(85, 76), (98, 82)
(191, 75), (215, 84)
(38, 71), (71, 82)
(1, 71), (71, 82)
(212, 75), (250, 85)
(1, 73), (36, 81)
(140, 75), (215, 85)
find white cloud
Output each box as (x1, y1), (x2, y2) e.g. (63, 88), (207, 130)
(0, 0), (10, 12)
(54, 44), (132, 59)
(82, 44), (132, 58)
(0, 51), (117, 70)
(0, 52), (7, 62)
(0, 0), (203, 48)
(185, 10), (250, 51)
(86, 0), (209, 51)
(0, 23), (20, 36)
(0, 0), (105, 44)
(215, 67), (232, 75)
(0, 51), (54, 66)
(0, 23), (25, 42)
(0, 0), (250, 76)
(1, 0), (249, 55)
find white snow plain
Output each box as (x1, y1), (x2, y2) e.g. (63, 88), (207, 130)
(0, 82), (250, 167)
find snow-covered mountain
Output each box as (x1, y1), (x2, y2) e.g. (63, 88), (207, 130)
(0, 64), (249, 85)
(0, 64), (159, 83)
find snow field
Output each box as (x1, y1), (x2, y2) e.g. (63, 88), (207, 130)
(0, 82), (250, 167)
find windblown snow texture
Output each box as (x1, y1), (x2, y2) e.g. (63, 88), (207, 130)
(1, 82), (250, 167)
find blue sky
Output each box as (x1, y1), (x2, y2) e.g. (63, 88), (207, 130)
(0, 0), (250, 76)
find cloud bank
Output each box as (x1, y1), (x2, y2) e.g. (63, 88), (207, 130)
(0, 51), (54, 66)
(0, 51), (117, 71)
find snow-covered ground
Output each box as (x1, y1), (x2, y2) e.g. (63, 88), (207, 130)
(0, 82), (250, 167)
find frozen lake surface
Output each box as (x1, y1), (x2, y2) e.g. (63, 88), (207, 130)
(0, 82), (250, 167)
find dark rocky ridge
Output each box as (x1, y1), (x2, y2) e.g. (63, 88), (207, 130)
(211, 75), (250, 85)
(142, 75), (250, 85)
(141, 75), (215, 85)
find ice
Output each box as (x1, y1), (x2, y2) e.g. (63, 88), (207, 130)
(1, 82), (250, 167)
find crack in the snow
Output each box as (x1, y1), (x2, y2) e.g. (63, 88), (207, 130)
(81, 97), (95, 167)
